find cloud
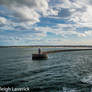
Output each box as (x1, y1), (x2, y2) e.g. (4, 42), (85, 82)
(1, 0), (92, 26)
(49, 0), (92, 27)
(0, 0), (42, 24)
(34, 23), (92, 39)
(0, 0), (58, 25)
(0, 0), (92, 25)
(0, 17), (7, 24)
(0, 0), (92, 45)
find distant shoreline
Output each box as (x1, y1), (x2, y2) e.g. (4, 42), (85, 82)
(0, 45), (92, 48)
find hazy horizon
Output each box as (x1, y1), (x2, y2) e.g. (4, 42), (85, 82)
(1, 45), (92, 47)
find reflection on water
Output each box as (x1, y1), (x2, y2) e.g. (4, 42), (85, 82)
(0, 48), (92, 92)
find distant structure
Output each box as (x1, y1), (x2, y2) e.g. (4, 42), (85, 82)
(38, 48), (41, 54)
(32, 48), (48, 60)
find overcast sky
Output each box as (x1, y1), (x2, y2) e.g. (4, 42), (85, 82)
(0, 0), (92, 46)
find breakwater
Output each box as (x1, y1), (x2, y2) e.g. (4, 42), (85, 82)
(43, 49), (92, 54)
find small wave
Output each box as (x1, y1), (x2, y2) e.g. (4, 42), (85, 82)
(62, 87), (78, 92)
(81, 74), (92, 85)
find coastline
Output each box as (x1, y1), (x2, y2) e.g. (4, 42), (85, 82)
(0, 45), (92, 48)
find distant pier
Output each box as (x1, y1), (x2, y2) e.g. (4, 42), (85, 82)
(32, 48), (92, 60)
(43, 49), (92, 54)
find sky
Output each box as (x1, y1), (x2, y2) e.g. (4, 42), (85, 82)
(0, 0), (92, 46)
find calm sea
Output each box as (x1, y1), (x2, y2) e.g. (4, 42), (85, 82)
(0, 48), (92, 92)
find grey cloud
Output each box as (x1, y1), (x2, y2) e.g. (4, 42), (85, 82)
(0, 0), (39, 8)
(69, 0), (76, 3)
(58, 8), (71, 18)
(0, 0), (49, 24)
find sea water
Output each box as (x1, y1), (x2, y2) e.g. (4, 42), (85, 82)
(0, 48), (92, 92)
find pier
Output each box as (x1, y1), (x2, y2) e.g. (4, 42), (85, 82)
(32, 48), (92, 60)
(43, 48), (92, 54)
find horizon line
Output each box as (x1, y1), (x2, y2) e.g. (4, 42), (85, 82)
(0, 45), (92, 47)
